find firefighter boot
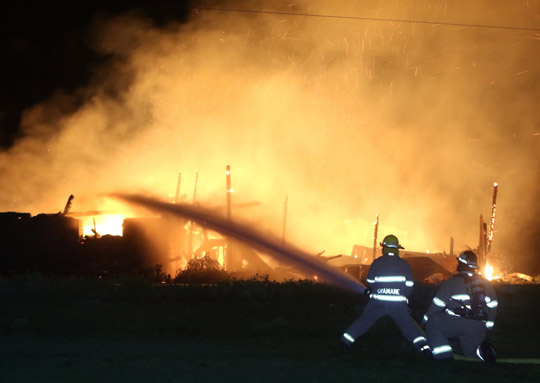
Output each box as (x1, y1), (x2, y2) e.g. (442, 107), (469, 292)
(478, 341), (496, 366)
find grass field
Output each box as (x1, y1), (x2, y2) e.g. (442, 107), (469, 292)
(1, 274), (540, 382)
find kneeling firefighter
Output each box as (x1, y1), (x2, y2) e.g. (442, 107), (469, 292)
(423, 250), (498, 364)
(341, 235), (431, 358)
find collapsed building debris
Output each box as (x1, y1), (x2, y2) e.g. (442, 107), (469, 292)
(0, 175), (535, 283)
(0, 205), (535, 283)
(333, 244), (454, 283)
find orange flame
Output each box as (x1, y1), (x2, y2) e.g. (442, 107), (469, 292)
(484, 263), (495, 281)
(82, 215), (125, 237)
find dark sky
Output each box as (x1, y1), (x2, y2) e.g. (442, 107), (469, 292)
(0, 0), (191, 148)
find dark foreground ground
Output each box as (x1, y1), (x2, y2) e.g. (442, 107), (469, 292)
(1, 275), (540, 383)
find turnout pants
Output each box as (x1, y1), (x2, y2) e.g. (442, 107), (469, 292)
(425, 312), (487, 359)
(344, 300), (425, 349)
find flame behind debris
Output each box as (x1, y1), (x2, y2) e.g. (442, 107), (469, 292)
(82, 214), (125, 237)
(484, 263), (495, 281)
(112, 192), (366, 294)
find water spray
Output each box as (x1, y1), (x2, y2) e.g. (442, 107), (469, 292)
(111, 193), (366, 294)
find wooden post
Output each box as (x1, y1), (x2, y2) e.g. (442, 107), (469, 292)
(225, 165), (232, 270)
(478, 214), (487, 268)
(226, 165), (232, 221)
(372, 214), (379, 262)
(63, 194), (74, 215)
(187, 171), (199, 258)
(487, 182), (498, 254)
(282, 194), (288, 247)
(92, 217), (99, 238)
(193, 171), (199, 204)
(172, 172), (183, 275)
(175, 173), (182, 204)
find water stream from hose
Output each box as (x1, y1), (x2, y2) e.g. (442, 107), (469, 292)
(112, 193), (366, 294)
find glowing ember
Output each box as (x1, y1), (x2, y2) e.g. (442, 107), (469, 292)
(82, 215), (125, 237)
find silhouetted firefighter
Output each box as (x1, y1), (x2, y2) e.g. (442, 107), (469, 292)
(422, 250), (498, 364)
(340, 235), (432, 358)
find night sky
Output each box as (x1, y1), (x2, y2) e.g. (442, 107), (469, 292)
(0, 0), (190, 148)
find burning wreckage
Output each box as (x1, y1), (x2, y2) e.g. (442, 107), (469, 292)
(0, 174), (526, 284)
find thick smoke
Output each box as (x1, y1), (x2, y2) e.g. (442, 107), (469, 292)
(0, 1), (539, 272)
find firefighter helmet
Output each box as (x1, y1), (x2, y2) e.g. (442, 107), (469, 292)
(380, 234), (404, 249)
(457, 250), (479, 269)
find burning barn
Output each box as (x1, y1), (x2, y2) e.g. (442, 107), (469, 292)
(0, 179), (510, 283)
(0, 177), (279, 279)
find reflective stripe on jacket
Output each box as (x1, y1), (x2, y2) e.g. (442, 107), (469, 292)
(423, 272), (498, 329)
(366, 254), (414, 303)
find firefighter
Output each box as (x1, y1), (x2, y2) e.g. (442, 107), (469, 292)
(423, 250), (498, 364)
(341, 234), (431, 358)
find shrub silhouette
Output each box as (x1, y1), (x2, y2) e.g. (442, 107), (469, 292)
(174, 256), (228, 284)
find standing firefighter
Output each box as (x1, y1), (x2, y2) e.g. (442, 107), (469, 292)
(423, 250), (498, 364)
(341, 235), (431, 358)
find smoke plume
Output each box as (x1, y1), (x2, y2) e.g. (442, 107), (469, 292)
(1, 0), (539, 272)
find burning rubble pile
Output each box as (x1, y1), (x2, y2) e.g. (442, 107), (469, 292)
(0, 169), (536, 284)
